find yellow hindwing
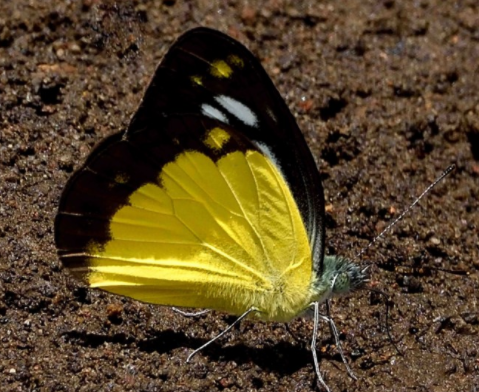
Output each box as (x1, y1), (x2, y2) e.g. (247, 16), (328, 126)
(84, 146), (314, 322)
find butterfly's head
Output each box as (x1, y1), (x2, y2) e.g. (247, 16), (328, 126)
(330, 256), (369, 296)
(313, 256), (369, 301)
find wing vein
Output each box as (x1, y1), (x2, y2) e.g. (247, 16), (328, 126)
(161, 159), (263, 262)
(170, 202), (267, 283)
(217, 154), (269, 263)
(265, 159), (302, 276)
(243, 154), (273, 269)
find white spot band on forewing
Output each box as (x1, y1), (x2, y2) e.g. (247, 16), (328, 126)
(201, 104), (229, 124)
(214, 95), (259, 127)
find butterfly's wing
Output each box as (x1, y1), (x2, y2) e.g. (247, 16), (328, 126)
(130, 27), (325, 274)
(55, 28), (325, 320)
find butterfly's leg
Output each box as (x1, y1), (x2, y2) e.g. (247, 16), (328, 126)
(319, 301), (357, 380)
(186, 307), (258, 363)
(310, 301), (331, 392)
(172, 307), (210, 317)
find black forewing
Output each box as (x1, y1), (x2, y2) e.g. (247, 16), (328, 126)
(128, 27), (325, 274)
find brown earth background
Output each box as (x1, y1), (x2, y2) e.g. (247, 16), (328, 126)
(1, 1), (478, 391)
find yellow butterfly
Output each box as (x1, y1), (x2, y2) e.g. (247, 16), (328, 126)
(55, 27), (367, 390)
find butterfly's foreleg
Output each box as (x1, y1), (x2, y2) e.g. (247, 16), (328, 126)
(310, 301), (331, 392)
(319, 300), (357, 381)
(186, 307), (258, 363)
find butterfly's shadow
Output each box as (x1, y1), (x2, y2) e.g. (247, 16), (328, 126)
(62, 328), (317, 375)
(61, 318), (352, 375)
(138, 328), (332, 376)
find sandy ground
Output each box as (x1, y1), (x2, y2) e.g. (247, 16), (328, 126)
(1, 1), (478, 391)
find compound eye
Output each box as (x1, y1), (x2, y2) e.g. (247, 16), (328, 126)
(333, 273), (351, 295)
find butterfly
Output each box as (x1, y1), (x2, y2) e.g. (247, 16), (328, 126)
(55, 27), (367, 390)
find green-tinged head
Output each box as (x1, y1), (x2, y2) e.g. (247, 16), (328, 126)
(312, 255), (369, 303)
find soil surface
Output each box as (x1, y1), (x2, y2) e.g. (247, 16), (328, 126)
(1, 1), (478, 391)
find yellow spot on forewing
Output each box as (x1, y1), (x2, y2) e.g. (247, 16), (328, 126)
(204, 127), (230, 151)
(228, 54), (244, 68)
(114, 173), (129, 184)
(210, 60), (233, 78)
(86, 150), (313, 321)
(190, 75), (203, 85)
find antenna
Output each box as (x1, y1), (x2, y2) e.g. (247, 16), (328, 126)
(355, 164), (455, 260)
